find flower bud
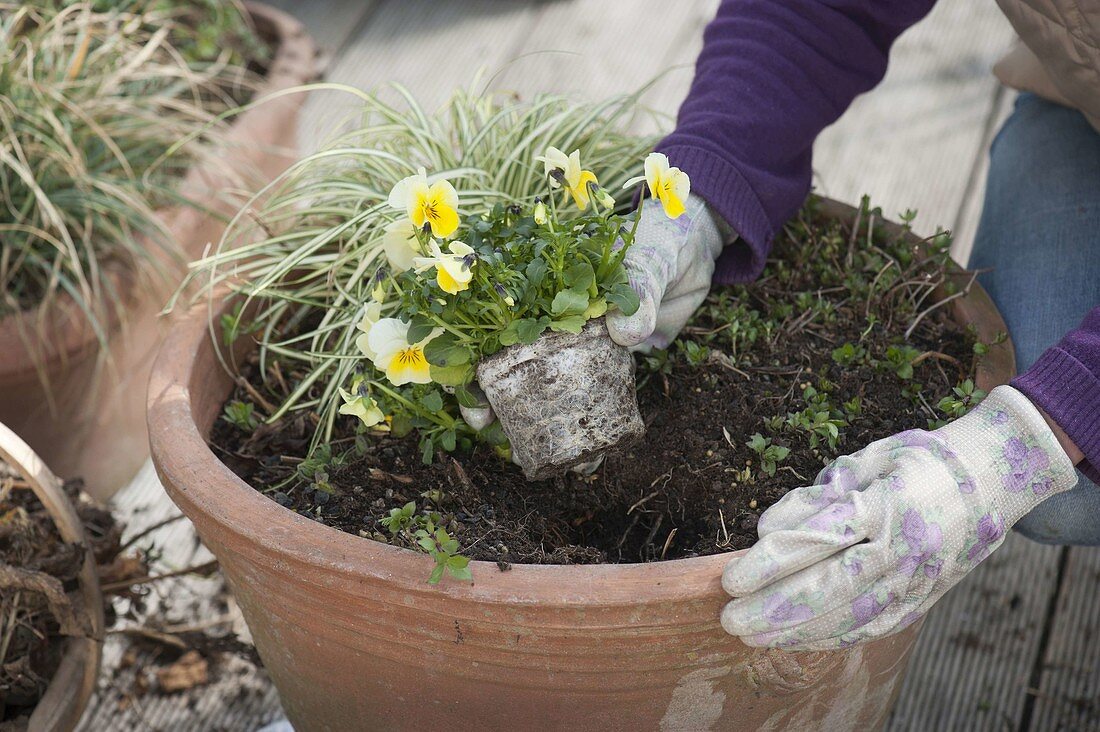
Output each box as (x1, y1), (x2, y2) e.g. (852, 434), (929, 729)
(593, 185), (615, 211)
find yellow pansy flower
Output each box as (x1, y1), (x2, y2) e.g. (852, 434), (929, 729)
(412, 240), (476, 295)
(625, 152), (691, 219)
(388, 168), (460, 238)
(382, 219), (420, 272)
(338, 377), (386, 428)
(366, 317), (441, 386)
(536, 146), (599, 211)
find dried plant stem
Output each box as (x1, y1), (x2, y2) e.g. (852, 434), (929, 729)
(0, 562), (83, 637)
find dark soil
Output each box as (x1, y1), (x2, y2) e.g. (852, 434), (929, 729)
(212, 202), (985, 566)
(0, 474), (121, 725)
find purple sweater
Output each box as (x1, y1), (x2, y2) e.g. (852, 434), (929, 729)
(657, 0), (1099, 481)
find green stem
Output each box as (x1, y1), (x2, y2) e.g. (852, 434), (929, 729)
(374, 382), (455, 429)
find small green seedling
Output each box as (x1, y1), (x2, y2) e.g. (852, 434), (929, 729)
(222, 400), (259, 432)
(746, 433), (791, 477)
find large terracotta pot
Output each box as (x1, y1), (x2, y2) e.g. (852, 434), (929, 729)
(0, 3), (317, 501)
(148, 200), (1015, 731)
(0, 422), (105, 732)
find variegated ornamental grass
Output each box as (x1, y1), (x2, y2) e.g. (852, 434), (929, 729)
(0, 1), (258, 342)
(188, 84), (662, 452)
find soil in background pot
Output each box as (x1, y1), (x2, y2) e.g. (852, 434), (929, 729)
(0, 473), (120, 725)
(211, 202), (991, 565)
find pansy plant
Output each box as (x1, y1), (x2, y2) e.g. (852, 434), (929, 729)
(340, 150), (687, 463)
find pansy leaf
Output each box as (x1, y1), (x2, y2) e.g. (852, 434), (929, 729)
(454, 384), (483, 409)
(516, 317), (550, 344)
(564, 262), (595, 292)
(606, 283), (640, 316)
(424, 333), (471, 366)
(407, 314), (435, 343)
(420, 391), (444, 413)
(549, 316), (585, 333)
(429, 363), (472, 387)
(551, 289), (589, 317)
(390, 413), (414, 438)
(525, 258), (547, 287)
(499, 320), (522, 346)
(583, 298), (608, 319)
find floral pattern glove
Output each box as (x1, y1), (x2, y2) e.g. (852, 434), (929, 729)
(721, 385), (1078, 651)
(605, 194), (730, 350)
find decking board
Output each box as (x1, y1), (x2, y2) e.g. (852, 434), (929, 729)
(886, 534), (1065, 731)
(812, 1), (1015, 266)
(1030, 545), (1100, 731)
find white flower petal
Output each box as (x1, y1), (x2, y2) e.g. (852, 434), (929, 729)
(448, 241), (474, 257)
(382, 220), (419, 272)
(367, 318), (410, 366)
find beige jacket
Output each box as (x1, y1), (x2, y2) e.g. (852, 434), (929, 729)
(994, 0), (1100, 131)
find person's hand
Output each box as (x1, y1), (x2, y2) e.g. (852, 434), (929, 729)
(720, 385), (1078, 651)
(605, 193), (730, 350)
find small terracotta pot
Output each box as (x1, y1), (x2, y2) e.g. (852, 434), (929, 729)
(0, 3), (317, 501)
(477, 318), (645, 479)
(148, 199), (1015, 731)
(0, 422), (105, 732)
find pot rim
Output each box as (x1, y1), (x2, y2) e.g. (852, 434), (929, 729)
(0, 1), (317, 384)
(148, 198), (1015, 608)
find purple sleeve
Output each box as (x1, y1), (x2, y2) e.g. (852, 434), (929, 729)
(657, 0), (936, 283)
(1013, 306), (1100, 483)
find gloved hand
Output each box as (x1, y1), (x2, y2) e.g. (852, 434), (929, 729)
(605, 193), (730, 350)
(720, 385), (1078, 652)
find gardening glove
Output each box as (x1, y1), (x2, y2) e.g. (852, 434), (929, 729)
(605, 193), (731, 350)
(720, 385), (1078, 652)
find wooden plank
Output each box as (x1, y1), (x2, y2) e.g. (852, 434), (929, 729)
(262, 0), (379, 66)
(295, 0), (548, 153)
(812, 1), (1015, 261)
(886, 533), (1064, 731)
(1029, 546), (1100, 730)
(487, 0), (718, 135)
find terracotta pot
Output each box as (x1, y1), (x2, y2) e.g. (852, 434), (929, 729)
(0, 3), (317, 501)
(0, 422), (105, 732)
(477, 317), (645, 479)
(148, 199), (1015, 731)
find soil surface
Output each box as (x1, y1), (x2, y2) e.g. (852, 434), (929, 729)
(212, 203), (983, 566)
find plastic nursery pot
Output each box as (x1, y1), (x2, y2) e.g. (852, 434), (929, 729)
(476, 317), (645, 479)
(148, 199), (1016, 732)
(0, 3), (317, 502)
(0, 422), (105, 732)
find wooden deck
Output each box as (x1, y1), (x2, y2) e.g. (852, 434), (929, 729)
(78, 1), (1099, 729)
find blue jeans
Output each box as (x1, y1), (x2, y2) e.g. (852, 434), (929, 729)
(968, 93), (1100, 546)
